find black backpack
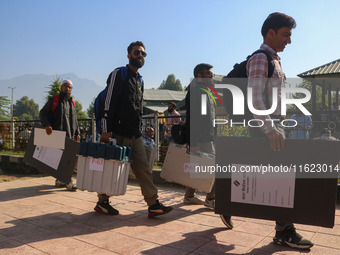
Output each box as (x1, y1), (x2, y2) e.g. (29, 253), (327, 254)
(171, 123), (188, 145)
(222, 49), (274, 122)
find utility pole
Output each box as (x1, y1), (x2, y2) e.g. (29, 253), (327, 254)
(8, 87), (15, 149)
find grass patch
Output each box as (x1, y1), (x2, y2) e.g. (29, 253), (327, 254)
(0, 150), (25, 156)
(153, 162), (163, 169)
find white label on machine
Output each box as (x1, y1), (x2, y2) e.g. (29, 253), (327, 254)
(89, 158), (104, 171)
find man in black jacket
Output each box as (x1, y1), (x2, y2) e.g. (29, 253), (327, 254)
(98, 41), (173, 217)
(39, 79), (80, 191)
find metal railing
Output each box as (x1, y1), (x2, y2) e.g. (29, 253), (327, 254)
(1, 116), (340, 154)
(0, 119), (92, 152)
(0, 115), (183, 153)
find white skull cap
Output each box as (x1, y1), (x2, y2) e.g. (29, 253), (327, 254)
(61, 79), (72, 86)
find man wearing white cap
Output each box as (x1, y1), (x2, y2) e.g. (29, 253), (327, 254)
(40, 79), (80, 191)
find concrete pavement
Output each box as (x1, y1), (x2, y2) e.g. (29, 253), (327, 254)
(0, 176), (339, 254)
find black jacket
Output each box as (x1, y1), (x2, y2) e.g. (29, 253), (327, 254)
(106, 65), (144, 138)
(185, 80), (215, 146)
(39, 93), (80, 139)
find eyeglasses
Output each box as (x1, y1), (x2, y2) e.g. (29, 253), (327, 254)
(133, 50), (147, 57)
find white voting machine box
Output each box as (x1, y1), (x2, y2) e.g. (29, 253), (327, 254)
(161, 143), (215, 193)
(77, 156), (131, 196)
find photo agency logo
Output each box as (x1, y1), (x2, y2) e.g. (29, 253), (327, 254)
(200, 83), (223, 115)
(200, 83), (312, 128)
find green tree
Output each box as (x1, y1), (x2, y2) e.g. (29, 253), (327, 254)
(75, 100), (87, 119)
(0, 96), (10, 120)
(158, 74), (183, 91)
(87, 98), (95, 118)
(13, 96), (39, 120)
(45, 75), (62, 102)
(20, 113), (33, 120)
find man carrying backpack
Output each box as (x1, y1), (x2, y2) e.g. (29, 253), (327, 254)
(184, 63), (233, 229)
(246, 12), (313, 249)
(39, 79), (80, 191)
(98, 41), (173, 217)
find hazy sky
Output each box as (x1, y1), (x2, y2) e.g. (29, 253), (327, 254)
(1, 0), (339, 98)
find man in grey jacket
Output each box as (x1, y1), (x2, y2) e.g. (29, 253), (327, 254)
(40, 79), (80, 191)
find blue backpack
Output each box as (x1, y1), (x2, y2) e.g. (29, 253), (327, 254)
(94, 66), (127, 134)
(94, 66), (143, 134)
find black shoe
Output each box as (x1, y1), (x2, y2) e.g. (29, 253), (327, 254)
(148, 200), (173, 217)
(94, 200), (119, 215)
(220, 215), (233, 229)
(273, 226), (314, 249)
(55, 179), (66, 187)
(66, 182), (77, 192)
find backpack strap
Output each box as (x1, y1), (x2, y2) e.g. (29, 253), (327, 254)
(51, 95), (76, 113)
(249, 49), (275, 109)
(120, 66), (127, 80)
(104, 66), (127, 113)
(249, 49), (274, 78)
(52, 95), (59, 113)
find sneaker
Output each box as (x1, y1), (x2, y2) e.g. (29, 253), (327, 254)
(55, 179), (66, 187)
(220, 215), (233, 229)
(66, 182), (77, 191)
(204, 198), (215, 209)
(183, 195), (205, 205)
(273, 226), (314, 249)
(94, 200), (119, 215)
(148, 200), (173, 217)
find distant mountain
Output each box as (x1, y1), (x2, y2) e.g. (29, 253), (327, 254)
(0, 73), (104, 112)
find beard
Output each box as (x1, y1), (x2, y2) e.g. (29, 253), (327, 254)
(199, 78), (214, 87)
(60, 92), (71, 100)
(205, 78), (215, 86)
(130, 55), (144, 68)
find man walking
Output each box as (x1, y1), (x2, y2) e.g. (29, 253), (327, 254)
(40, 79), (80, 191)
(183, 64), (216, 207)
(98, 41), (173, 217)
(184, 63), (233, 229)
(247, 12), (313, 249)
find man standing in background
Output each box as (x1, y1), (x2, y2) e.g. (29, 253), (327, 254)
(166, 102), (181, 142)
(40, 79), (80, 191)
